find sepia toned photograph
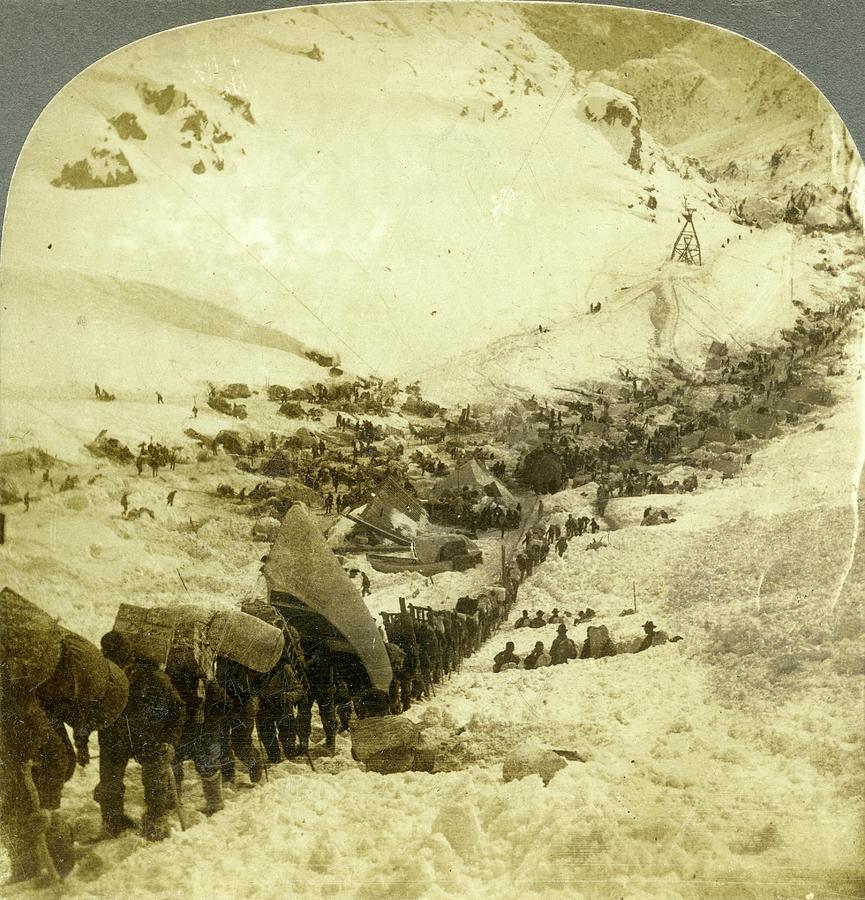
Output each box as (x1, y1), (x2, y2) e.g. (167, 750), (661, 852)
(0, 2), (863, 896)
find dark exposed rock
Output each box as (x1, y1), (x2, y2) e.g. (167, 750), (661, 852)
(109, 112), (147, 141)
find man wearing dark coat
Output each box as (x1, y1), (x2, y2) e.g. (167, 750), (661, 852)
(94, 632), (186, 841)
(492, 642), (521, 673)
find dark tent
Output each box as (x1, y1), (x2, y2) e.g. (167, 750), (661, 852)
(261, 451), (294, 478)
(213, 430), (246, 456)
(522, 448), (565, 494)
(430, 459), (516, 505)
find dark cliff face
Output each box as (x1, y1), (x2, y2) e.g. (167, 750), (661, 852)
(523, 4), (862, 227)
(521, 4), (692, 74)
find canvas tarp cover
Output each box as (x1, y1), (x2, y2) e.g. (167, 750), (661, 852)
(414, 534), (480, 564)
(701, 426), (737, 447)
(262, 503), (392, 691)
(213, 430), (247, 456)
(0, 587), (63, 693)
(262, 452), (293, 478)
(430, 458), (516, 505)
(357, 477), (426, 536)
(114, 603), (218, 675)
(208, 610), (284, 673)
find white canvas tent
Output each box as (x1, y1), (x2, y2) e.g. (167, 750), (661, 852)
(430, 458), (517, 506)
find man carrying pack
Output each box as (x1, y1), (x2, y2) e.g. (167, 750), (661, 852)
(94, 631), (186, 841)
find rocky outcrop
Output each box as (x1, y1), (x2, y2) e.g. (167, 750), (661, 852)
(785, 182), (856, 231)
(502, 746), (568, 785)
(221, 91), (256, 124)
(52, 150), (136, 189)
(51, 81), (255, 188)
(734, 197), (786, 229)
(579, 82), (642, 171)
(138, 82), (237, 175)
(109, 113), (147, 140)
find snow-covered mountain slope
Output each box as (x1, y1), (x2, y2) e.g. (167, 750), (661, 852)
(420, 212), (804, 404)
(3, 2), (763, 403)
(524, 4), (865, 226)
(0, 265), (322, 395)
(3, 3), (862, 428)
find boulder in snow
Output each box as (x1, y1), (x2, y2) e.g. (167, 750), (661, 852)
(735, 197), (785, 228)
(252, 516), (281, 543)
(351, 715), (435, 774)
(502, 746), (567, 785)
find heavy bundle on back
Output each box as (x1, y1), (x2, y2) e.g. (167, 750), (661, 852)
(115, 603), (221, 676)
(38, 629), (113, 705)
(0, 587), (63, 694)
(37, 628), (129, 731)
(263, 503), (392, 693)
(113, 603), (178, 667)
(455, 595), (480, 616)
(169, 605), (218, 676)
(207, 609), (284, 673)
(114, 603), (284, 674)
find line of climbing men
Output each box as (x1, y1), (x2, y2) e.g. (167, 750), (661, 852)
(379, 583), (516, 714)
(0, 590), (399, 886)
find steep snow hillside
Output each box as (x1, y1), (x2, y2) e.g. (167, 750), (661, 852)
(420, 206), (802, 404)
(4, 2), (746, 406)
(0, 266), (322, 392)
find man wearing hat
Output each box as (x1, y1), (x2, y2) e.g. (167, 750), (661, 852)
(550, 624), (578, 665)
(637, 621), (668, 652)
(523, 641), (552, 670)
(528, 610), (546, 628)
(493, 642), (521, 673)
(547, 608), (562, 624)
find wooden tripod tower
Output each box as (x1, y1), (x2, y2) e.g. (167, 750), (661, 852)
(670, 202), (702, 266)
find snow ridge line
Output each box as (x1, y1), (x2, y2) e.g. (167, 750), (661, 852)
(830, 314), (865, 612)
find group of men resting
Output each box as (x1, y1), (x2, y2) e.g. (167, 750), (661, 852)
(494, 617), (678, 673)
(513, 608), (596, 629)
(493, 623), (578, 671)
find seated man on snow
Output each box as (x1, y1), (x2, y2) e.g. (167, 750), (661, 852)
(637, 620), (683, 651)
(580, 624), (618, 659)
(493, 642), (521, 673)
(513, 609), (531, 628)
(528, 610), (546, 628)
(523, 641), (552, 670)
